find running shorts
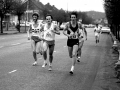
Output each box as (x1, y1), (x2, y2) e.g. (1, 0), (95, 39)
(45, 40), (55, 46)
(31, 36), (41, 42)
(67, 39), (79, 47)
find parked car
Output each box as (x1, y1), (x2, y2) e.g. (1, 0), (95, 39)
(20, 21), (30, 26)
(101, 27), (110, 34)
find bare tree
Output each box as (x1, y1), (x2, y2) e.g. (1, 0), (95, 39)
(12, 0), (26, 32)
(0, 0), (15, 33)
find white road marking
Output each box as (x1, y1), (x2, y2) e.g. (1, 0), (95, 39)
(54, 51), (56, 52)
(11, 43), (21, 46)
(0, 46), (4, 48)
(9, 70), (17, 74)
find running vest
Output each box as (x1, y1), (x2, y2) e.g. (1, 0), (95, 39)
(68, 22), (79, 39)
(94, 26), (100, 33)
(31, 22), (42, 37)
(43, 22), (56, 41)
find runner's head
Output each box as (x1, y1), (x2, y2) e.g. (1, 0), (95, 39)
(46, 14), (53, 24)
(96, 24), (99, 27)
(70, 12), (77, 22)
(32, 12), (39, 22)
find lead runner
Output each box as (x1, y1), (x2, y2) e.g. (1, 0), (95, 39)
(63, 12), (82, 74)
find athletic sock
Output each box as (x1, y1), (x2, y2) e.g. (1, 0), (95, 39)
(70, 66), (74, 72)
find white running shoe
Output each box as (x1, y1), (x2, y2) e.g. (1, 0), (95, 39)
(42, 63), (47, 67)
(32, 61), (37, 66)
(48, 65), (52, 71)
(77, 57), (81, 62)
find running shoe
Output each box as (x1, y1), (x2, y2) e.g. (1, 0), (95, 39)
(42, 63), (47, 67)
(32, 61), (37, 66)
(48, 65), (52, 71)
(40, 51), (43, 55)
(69, 71), (73, 75)
(77, 57), (81, 62)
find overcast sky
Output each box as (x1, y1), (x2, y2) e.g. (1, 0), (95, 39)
(40, 0), (104, 12)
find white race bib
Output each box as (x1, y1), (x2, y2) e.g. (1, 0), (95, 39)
(46, 32), (52, 38)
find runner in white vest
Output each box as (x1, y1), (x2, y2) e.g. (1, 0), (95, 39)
(77, 22), (87, 62)
(41, 14), (60, 71)
(27, 13), (43, 66)
(94, 24), (101, 44)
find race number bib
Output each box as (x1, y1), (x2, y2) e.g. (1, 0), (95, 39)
(46, 32), (52, 38)
(69, 33), (78, 39)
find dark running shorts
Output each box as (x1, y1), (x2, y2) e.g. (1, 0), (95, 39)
(45, 40), (55, 46)
(67, 39), (79, 47)
(31, 36), (41, 42)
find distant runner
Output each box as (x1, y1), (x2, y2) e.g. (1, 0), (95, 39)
(77, 20), (87, 62)
(94, 24), (101, 44)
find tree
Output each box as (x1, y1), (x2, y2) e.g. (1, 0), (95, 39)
(104, 0), (120, 40)
(0, 0), (15, 33)
(12, 0), (26, 32)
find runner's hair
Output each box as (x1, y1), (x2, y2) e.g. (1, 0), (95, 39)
(70, 11), (78, 18)
(46, 14), (53, 19)
(32, 13), (39, 18)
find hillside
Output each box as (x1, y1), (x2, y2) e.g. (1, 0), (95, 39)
(86, 11), (106, 20)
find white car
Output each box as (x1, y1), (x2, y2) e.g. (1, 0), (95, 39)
(20, 21), (30, 26)
(101, 27), (110, 34)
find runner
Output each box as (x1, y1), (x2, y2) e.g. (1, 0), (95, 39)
(77, 20), (87, 62)
(41, 14), (60, 71)
(27, 13), (43, 66)
(63, 12), (81, 74)
(94, 24), (101, 44)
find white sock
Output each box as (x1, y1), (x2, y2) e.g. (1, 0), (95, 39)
(44, 61), (47, 64)
(49, 63), (52, 66)
(78, 57), (81, 59)
(71, 66), (74, 72)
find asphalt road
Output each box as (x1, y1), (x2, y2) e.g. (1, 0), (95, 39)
(0, 28), (113, 90)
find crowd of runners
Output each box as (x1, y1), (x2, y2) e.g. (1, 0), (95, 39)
(27, 11), (102, 74)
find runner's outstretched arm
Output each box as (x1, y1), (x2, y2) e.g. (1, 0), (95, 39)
(27, 25), (32, 40)
(52, 25), (60, 35)
(63, 23), (70, 37)
(84, 27), (87, 40)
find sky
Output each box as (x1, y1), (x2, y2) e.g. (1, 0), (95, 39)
(40, 0), (105, 12)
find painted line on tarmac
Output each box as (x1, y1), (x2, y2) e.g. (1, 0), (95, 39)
(9, 70), (17, 74)
(11, 43), (21, 46)
(54, 51), (56, 52)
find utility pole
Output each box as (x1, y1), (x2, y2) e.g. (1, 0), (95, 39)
(25, 0), (29, 32)
(26, 0), (29, 22)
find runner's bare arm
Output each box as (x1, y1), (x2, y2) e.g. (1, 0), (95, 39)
(83, 27), (87, 40)
(52, 25), (60, 35)
(39, 24), (45, 40)
(67, 22), (74, 35)
(27, 24), (32, 40)
(63, 23), (71, 37)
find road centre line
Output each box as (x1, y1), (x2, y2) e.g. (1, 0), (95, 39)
(8, 70), (17, 74)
